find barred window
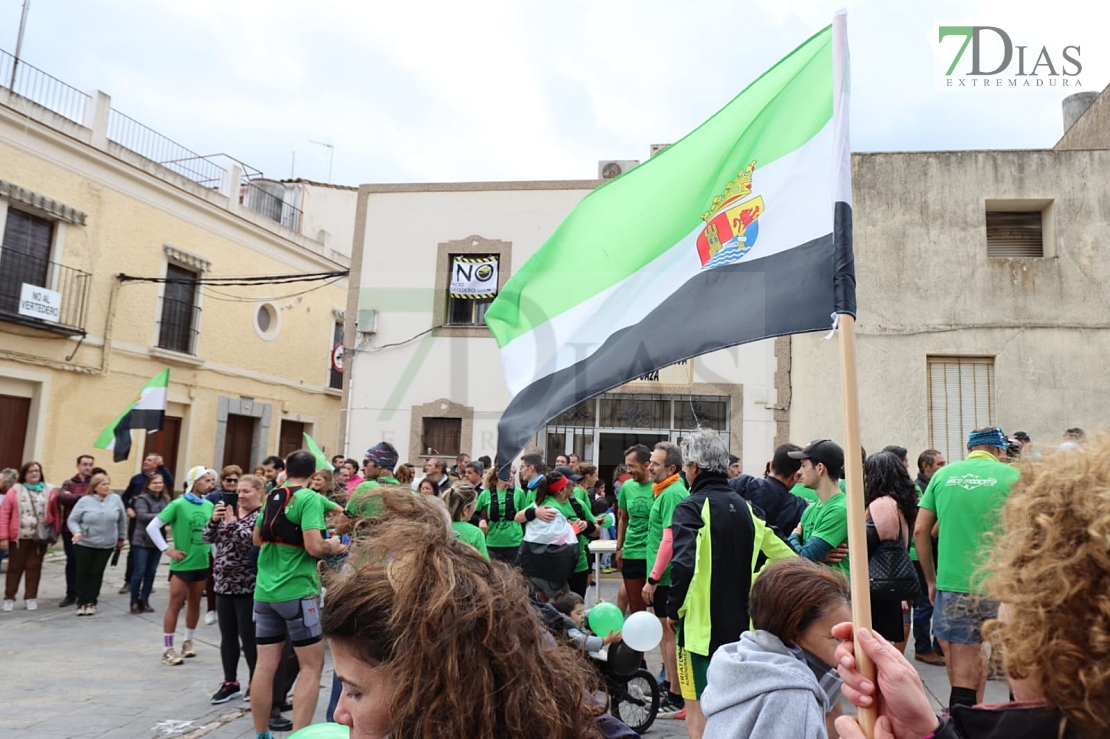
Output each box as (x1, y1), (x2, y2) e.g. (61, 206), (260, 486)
(0, 209), (53, 315)
(158, 263), (200, 354)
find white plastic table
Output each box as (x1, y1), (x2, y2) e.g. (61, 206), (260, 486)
(587, 539), (618, 605)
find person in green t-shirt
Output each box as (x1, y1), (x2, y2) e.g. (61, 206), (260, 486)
(348, 442), (401, 513)
(149, 466), (217, 667)
(641, 441), (689, 715)
(915, 427), (1018, 710)
(616, 444), (655, 614)
(555, 464), (602, 590)
(443, 482), (489, 559)
(787, 440), (851, 582)
(789, 481), (820, 505)
(250, 451), (347, 736)
(476, 468), (529, 564)
(515, 470), (597, 597)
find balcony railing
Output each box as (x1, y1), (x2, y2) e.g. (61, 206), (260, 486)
(107, 109), (227, 188)
(1, 48), (305, 237)
(0, 49), (89, 124)
(0, 250), (91, 334)
(242, 181), (303, 233)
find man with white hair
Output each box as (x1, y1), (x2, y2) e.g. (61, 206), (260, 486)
(665, 430), (760, 739)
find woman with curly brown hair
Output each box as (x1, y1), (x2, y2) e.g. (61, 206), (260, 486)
(835, 435), (1110, 739)
(321, 490), (605, 739)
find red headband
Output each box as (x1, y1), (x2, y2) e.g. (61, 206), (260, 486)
(547, 474), (569, 493)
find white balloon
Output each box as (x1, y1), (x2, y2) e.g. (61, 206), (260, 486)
(622, 610), (663, 652)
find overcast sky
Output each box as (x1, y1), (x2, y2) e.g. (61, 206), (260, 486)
(6, 0), (1108, 185)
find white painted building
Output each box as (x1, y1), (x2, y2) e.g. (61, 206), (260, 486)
(342, 180), (781, 481)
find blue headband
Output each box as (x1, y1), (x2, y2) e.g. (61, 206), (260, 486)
(967, 427), (1007, 450)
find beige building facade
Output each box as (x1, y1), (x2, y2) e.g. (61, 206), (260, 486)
(0, 60), (347, 486)
(788, 89), (1110, 463)
(344, 181), (782, 482)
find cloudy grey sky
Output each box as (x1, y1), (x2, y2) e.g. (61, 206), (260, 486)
(6, 0), (1107, 185)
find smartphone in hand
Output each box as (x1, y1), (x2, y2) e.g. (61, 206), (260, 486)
(220, 491), (239, 516)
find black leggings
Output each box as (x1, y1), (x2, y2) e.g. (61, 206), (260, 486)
(216, 593), (256, 684)
(569, 569), (590, 598)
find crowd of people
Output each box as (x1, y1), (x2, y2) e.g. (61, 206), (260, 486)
(0, 424), (1107, 739)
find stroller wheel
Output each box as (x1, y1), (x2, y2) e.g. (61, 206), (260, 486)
(610, 668), (660, 734)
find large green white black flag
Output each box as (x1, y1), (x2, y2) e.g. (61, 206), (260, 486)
(93, 369), (170, 462)
(487, 13), (855, 471)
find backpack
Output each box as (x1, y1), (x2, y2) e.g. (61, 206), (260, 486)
(259, 485), (305, 546)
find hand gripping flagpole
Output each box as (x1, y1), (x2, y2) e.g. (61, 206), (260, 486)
(838, 313), (876, 737)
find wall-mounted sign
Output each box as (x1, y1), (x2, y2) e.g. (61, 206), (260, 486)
(450, 256), (499, 299)
(19, 283), (61, 322)
(626, 359), (694, 387)
(331, 343), (344, 373)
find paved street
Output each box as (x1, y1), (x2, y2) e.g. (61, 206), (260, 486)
(1, 552), (1006, 738)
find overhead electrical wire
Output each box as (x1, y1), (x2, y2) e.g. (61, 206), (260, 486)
(199, 277), (346, 303)
(117, 270), (348, 287)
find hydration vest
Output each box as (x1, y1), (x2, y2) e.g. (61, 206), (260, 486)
(259, 485), (305, 547)
(487, 488), (518, 523)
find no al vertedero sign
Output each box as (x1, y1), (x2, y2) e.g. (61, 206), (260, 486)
(19, 283), (61, 322)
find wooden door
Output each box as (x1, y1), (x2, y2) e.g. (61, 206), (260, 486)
(0, 394), (31, 470)
(278, 420), (305, 460)
(143, 416), (181, 492)
(222, 414), (256, 472)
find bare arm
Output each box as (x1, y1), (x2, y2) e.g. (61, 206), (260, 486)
(303, 528), (345, 558)
(914, 508), (938, 604)
(615, 508), (629, 567)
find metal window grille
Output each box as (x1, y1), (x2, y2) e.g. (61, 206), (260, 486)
(927, 356), (995, 462)
(0, 209), (52, 312)
(0, 209), (90, 333)
(986, 211), (1043, 258)
(158, 264), (201, 354)
(422, 418), (461, 456)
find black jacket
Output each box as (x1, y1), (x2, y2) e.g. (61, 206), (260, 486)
(728, 474), (809, 538)
(123, 466), (175, 509)
(667, 471), (756, 656)
(935, 703), (1077, 739)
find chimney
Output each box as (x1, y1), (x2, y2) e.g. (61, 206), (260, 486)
(1062, 91), (1098, 133)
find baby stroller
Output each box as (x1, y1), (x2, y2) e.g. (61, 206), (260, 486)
(590, 640), (660, 735)
(532, 597), (658, 735)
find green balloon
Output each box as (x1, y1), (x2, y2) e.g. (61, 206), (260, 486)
(588, 601), (625, 637)
(288, 724), (350, 739)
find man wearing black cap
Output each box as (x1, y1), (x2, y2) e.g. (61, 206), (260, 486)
(786, 440), (850, 581)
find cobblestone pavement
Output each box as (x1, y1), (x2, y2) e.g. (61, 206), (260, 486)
(1, 553), (1005, 738)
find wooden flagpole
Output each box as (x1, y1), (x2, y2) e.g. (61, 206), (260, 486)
(838, 312), (876, 736)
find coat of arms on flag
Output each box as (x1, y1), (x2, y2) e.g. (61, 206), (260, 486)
(697, 161), (765, 269)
